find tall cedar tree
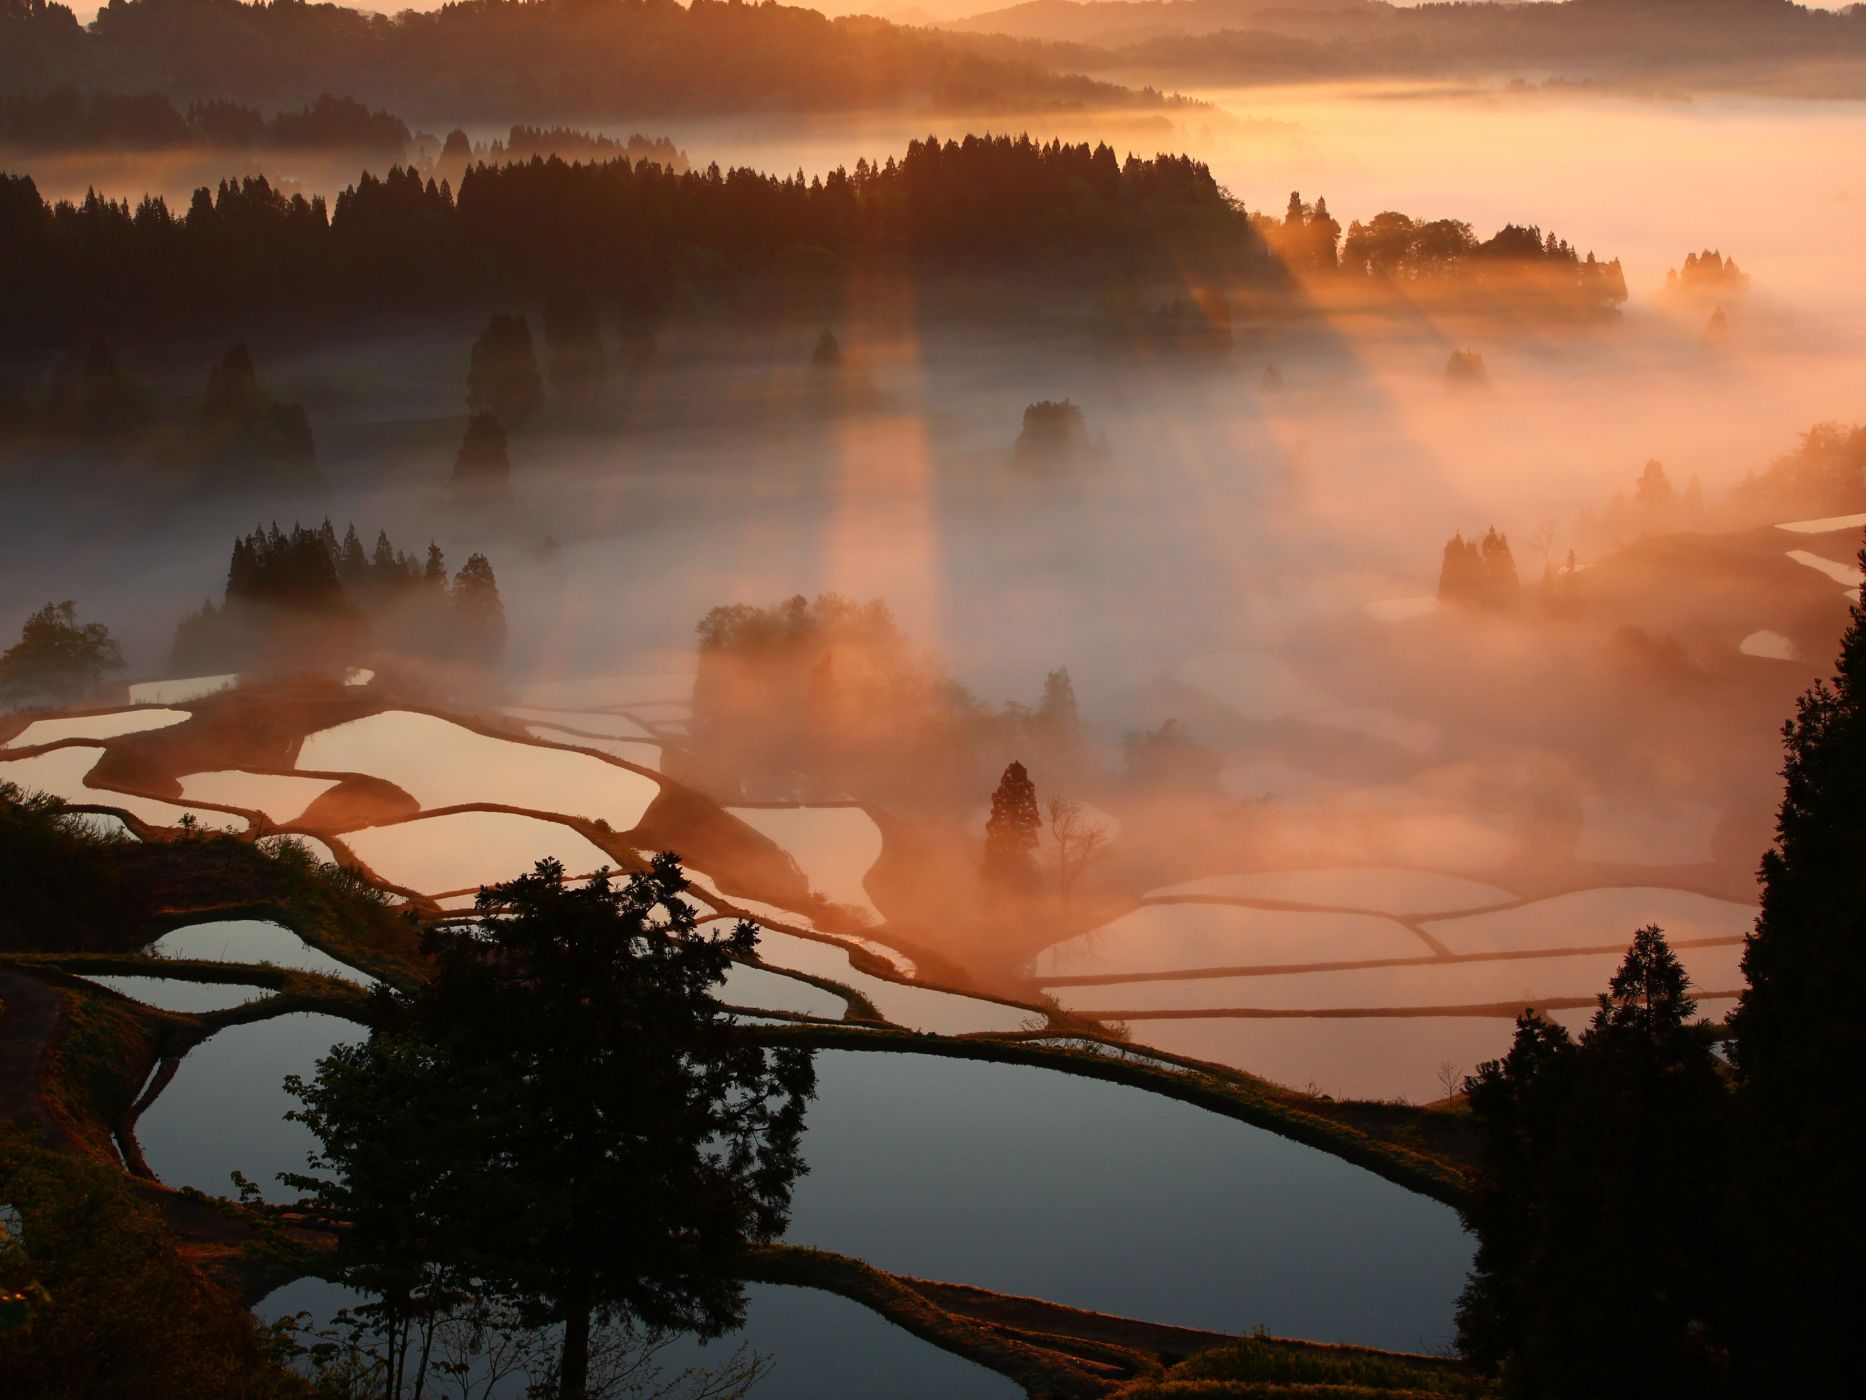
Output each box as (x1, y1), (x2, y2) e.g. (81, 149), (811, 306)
(449, 552), (505, 669)
(1727, 540), (1866, 1393)
(286, 856), (815, 1400)
(465, 313), (543, 426)
(452, 411), (511, 494)
(983, 760), (1041, 891)
(1457, 927), (1730, 1397)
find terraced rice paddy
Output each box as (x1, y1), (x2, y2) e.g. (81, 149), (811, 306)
(337, 810), (614, 896)
(297, 710), (660, 827)
(1, 706), (190, 749)
(148, 918), (377, 987)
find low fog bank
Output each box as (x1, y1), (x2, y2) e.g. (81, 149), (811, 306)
(3, 87), (1861, 995)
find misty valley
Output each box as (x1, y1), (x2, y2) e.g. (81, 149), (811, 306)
(2, 2), (1863, 1398)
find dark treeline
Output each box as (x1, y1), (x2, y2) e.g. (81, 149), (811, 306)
(0, 86), (409, 164)
(470, 123), (688, 173)
(0, 0), (1150, 120)
(0, 138), (1263, 342)
(170, 520), (505, 678)
(0, 136), (1626, 348)
(1264, 190), (1626, 303)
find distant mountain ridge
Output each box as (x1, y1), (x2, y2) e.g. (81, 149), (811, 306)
(0, 0), (1168, 123)
(938, 0), (1866, 96)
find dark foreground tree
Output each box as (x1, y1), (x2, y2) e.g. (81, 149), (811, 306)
(284, 856), (815, 1400)
(1456, 927), (1731, 1397)
(0, 600), (122, 706)
(983, 760), (1041, 892)
(1726, 540), (1866, 1393)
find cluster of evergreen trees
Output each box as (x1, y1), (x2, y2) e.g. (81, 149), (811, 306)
(691, 593), (1082, 808)
(1665, 248), (1749, 300)
(1459, 548), (1866, 1393)
(170, 521), (504, 677)
(0, 137), (1274, 345)
(1437, 527), (1520, 608)
(0, 87), (409, 163)
(1337, 212), (1627, 306)
(1727, 420), (1866, 523)
(467, 124), (687, 174)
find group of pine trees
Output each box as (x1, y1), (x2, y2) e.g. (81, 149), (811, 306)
(1437, 527), (1521, 608)
(169, 522), (503, 677)
(1458, 543), (1866, 1393)
(0, 86), (409, 163)
(690, 595), (1083, 808)
(0, 137), (1268, 347)
(1334, 211), (1627, 306)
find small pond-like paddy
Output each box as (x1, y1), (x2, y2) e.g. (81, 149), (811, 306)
(1143, 867), (1516, 915)
(745, 925), (1030, 1035)
(1047, 938), (1746, 1014)
(1, 706), (190, 749)
(148, 918), (377, 988)
(1036, 903), (1428, 977)
(0, 745), (240, 829)
(1421, 887), (1756, 955)
(785, 1049), (1473, 1352)
(338, 811), (614, 895)
(138, 1011), (366, 1203)
(176, 770), (339, 824)
(81, 974), (274, 1013)
(725, 806), (885, 920)
(256, 1276), (1019, 1399)
(297, 711), (660, 829)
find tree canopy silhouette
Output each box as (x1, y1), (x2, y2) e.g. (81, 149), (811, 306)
(283, 855), (815, 1400)
(0, 600), (122, 707)
(983, 760), (1042, 892)
(1726, 537), (1866, 1393)
(1456, 927), (1730, 1396)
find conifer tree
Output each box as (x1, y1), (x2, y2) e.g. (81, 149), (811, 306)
(450, 552), (506, 669)
(1727, 539), (1866, 1392)
(982, 760), (1041, 892)
(452, 412), (511, 494)
(466, 313), (543, 426)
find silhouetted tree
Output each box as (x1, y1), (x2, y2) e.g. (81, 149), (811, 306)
(1726, 539), (1866, 1394)
(983, 760), (1041, 892)
(466, 313), (543, 426)
(0, 600), (122, 706)
(285, 855), (815, 1400)
(1014, 400), (1086, 463)
(811, 328), (842, 368)
(1457, 928), (1731, 1396)
(452, 412), (511, 495)
(197, 343), (320, 491)
(1438, 528), (1518, 608)
(450, 552), (506, 669)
